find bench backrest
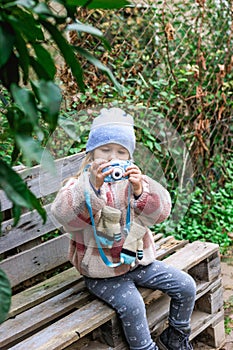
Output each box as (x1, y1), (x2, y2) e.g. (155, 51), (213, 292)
(0, 153), (84, 289)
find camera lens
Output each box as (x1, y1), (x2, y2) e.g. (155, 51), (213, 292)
(112, 167), (123, 180)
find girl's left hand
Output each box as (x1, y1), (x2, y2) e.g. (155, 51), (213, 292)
(124, 164), (143, 197)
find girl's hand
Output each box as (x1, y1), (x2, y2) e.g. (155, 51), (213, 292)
(89, 159), (113, 190)
(124, 164), (143, 197)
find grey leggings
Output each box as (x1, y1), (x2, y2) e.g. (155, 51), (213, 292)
(84, 261), (196, 350)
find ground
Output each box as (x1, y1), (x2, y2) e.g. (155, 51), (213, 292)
(221, 260), (233, 350)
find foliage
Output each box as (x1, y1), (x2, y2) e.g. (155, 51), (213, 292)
(0, 0), (129, 226)
(152, 159), (233, 252)
(224, 296), (233, 334)
(0, 269), (11, 324)
(62, 1), (232, 176)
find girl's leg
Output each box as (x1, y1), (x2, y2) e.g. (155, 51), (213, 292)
(128, 261), (196, 331)
(84, 275), (157, 350)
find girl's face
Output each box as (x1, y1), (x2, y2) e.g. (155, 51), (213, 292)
(93, 143), (129, 161)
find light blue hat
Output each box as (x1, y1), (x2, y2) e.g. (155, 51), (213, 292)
(86, 108), (136, 158)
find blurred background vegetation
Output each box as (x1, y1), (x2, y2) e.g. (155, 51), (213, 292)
(0, 0), (232, 253)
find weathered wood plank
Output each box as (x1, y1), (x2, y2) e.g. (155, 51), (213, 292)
(189, 309), (224, 342)
(196, 284), (224, 315)
(0, 152), (84, 211)
(0, 234), (70, 287)
(6, 293), (223, 350)
(0, 282), (93, 348)
(0, 204), (62, 254)
(155, 236), (188, 260)
(8, 268), (81, 318)
(201, 315), (225, 348)
(189, 251), (221, 283)
(164, 241), (219, 275)
(8, 301), (115, 350)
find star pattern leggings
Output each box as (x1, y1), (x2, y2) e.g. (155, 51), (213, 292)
(84, 260), (196, 350)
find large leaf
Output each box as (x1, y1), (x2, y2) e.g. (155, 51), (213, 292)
(67, 22), (110, 50)
(0, 269), (11, 324)
(41, 19), (85, 91)
(29, 56), (53, 81)
(0, 23), (15, 68)
(66, 0), (130, 9)
(0, 159), (46, 224)
(16, 135), (56, 175)
(12, 0), (37, 9)
(31, 43), (56, 80)
(14, 31), (29, 82)
(31, 80), (62, 130)
(75, 47), (122, 92)
(7, 8), (44, 42)
(11, 84), (38, 128)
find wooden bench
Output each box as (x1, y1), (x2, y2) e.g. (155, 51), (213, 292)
(0, 153), (226, 350)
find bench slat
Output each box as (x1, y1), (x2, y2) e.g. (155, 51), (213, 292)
(6, 291), (224, 350)
(0, 282), (92, 348)
(164, 241), (219, 274)
(0, 234), (70, 287)
(8, 268), (81, 318)
(0, 153), (84, 211)
(9, 300), (115, 350)
(0, 204), (62, 255)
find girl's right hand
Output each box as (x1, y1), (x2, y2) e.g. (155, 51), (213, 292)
(89, 159), (113, 190)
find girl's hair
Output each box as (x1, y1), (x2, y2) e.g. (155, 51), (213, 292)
(62, 152), (93, 185)
(75, 152), (93, 178)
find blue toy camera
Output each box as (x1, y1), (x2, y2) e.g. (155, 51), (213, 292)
(103, 160), (131, 182)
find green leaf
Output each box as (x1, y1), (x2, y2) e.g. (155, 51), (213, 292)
(0, 23), (15, 68)
(29, 56), (52, 80)
(67, 22), (110, 50)
(7, 9), (44, 42)
(31, 80), (61, 130)
(75, 47), (122, 92)
(16, 135), (56, 175)
(0, 159), (46, 224)
(31, 43), (56, 80)
(41, 19), (85, 91)
(13, 0), (36, 9)
(0, 269), (11, 324)
(14, 31), (29, 82)
(67, 0), (130, 9)
(10, 84), (38, 127)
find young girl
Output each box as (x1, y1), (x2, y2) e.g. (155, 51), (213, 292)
(51, 108), (196, 350)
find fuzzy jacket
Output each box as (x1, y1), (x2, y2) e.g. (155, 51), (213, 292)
(51, 173), (171, 278)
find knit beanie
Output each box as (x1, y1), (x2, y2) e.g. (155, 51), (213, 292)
(86, 108), (136, 158)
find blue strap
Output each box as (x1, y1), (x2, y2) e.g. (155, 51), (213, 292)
(124, 184), (131, 234)
(84, 172), (122, 268)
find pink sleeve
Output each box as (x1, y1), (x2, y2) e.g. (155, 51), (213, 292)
(134, 175), (171, 226)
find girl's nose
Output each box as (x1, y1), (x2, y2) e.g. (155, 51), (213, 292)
(108, 153), (117, 161)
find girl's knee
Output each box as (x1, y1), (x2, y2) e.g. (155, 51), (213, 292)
(181, 273), (196, 298)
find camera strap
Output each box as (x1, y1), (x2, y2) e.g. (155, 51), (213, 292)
(84, 170), (124, 268)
